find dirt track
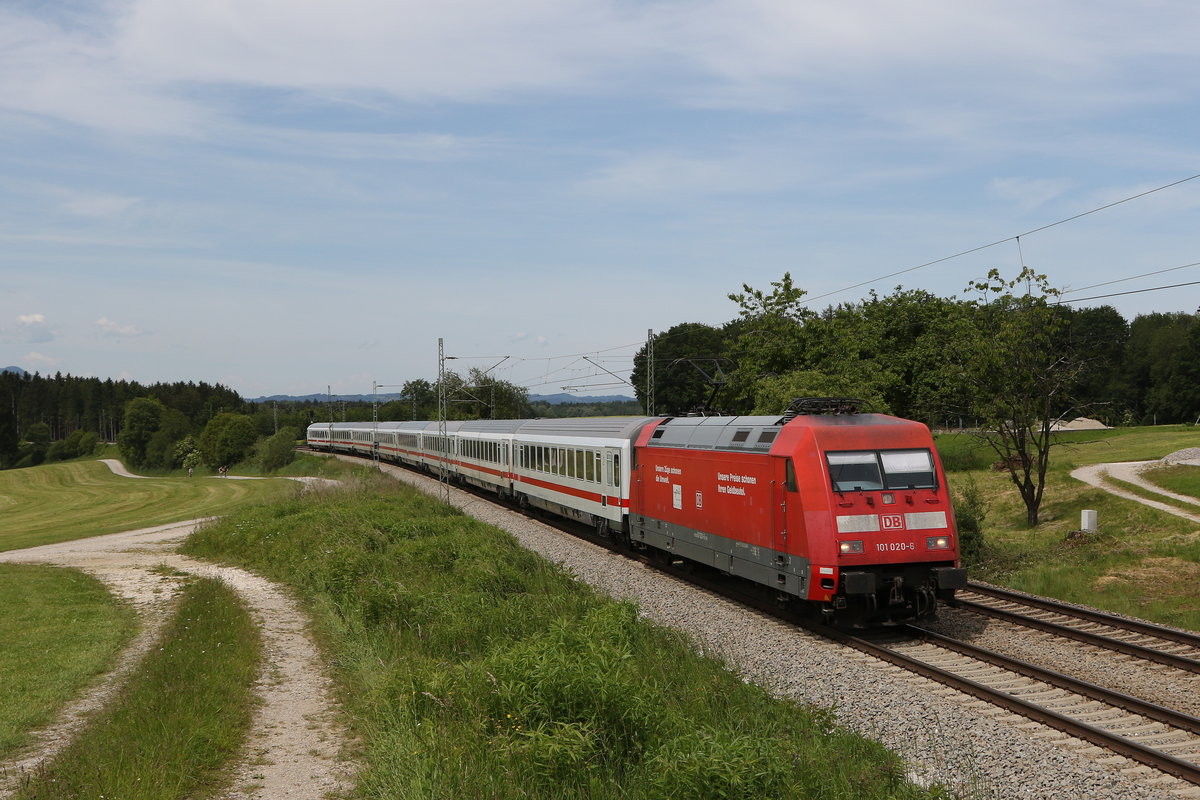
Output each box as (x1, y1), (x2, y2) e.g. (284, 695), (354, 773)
(0, 518), (354, 799)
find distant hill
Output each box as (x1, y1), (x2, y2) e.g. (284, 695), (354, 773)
(251, 393), (391, 404)
(250, 392), (637, 405)
(2, 366), (28, 377)
(530, 393), (637, 405)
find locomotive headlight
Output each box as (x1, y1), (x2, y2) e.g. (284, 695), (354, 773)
(926, 536), (952, 550)
(839, 540), (864, 555)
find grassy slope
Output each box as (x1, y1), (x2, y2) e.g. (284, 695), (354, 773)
(184, 472), (947, 800)
(0, 564), (137, 757)
(938, 426), (1200, 629)
(0, 459), (299, 552)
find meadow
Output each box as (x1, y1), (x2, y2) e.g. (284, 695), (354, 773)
(0, 455), (318, 552)
(937, 425), (1200, 629)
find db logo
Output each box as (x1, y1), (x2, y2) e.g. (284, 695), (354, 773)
(881, 514), (905, 531)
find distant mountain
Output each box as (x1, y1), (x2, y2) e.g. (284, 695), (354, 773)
(530, 393), (637, 405)
(2, 366), (28, 377)
(249, 391), (636, 405)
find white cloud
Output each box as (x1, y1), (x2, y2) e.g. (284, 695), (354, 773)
(509, 333), (550, 347)
(95, 316), (145, 337)
(16, 313), (54, 343)
(989, 178), (1074, 212)
(3, 0), (1197, 138)
(59, 191), (141, 218)
(24, 351), (58, 368)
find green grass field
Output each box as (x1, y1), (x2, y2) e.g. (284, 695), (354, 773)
(939, 425), (1200, 629)
(0, 459), (302, 552)
(0, 564), (137, 758)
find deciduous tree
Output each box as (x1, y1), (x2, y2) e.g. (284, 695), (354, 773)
(957, 268), (1090, 525)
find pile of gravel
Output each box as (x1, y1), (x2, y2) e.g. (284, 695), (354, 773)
(1160, 448), (1200, 466)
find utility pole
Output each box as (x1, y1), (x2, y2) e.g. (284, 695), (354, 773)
(646, 328), (656, 416)
(438, 338), (450, 503)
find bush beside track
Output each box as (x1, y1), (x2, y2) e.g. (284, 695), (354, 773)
(183, 470), (949, 799)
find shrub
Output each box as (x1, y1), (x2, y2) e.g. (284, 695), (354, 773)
(258, 427), (299, 473)
(952, 473), (986, 564)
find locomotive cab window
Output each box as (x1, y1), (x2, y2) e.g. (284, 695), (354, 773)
(826, 452), (883, 491)
(826, 449), (936, 492)
(879, 450), (936, 489)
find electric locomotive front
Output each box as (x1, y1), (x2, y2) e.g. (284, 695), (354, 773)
(629, 406), (965, 626)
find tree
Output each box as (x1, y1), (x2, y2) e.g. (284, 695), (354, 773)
(1058, 305), (1129, 423)
(631, 323), (731, 415)
(144, 407), (193, 469)
(23, 422), (52, 466)
(751, 370), (891, 416)
(259, 426), (299, 472)
(198, 413), (258, 469)
(438, 370), (531, 420)
(724, 273), (814, 413)
(117, 397), (165, 468)
(957, 268), (1091, 526)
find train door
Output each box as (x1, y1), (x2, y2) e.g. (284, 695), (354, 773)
(771, 456), (794, 558)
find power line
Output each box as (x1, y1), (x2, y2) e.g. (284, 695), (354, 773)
(1061, 260), (1200, 296)
(1054, 280), (1200, 305)
(804, 172), (1200, 306)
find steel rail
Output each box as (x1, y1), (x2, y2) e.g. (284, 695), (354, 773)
(906, 625), (1200, 735)
(954, 598), (1200, 674)
(821, 626), (1200, 786)
(964, 582), (1200, 649)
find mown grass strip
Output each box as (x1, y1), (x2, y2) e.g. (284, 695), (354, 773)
(1097, 473), (1200, 524)
(0, 459), (300, 552)
(1137, 464), (1200, 502)
(15, 577), (262, 800)
(0, 564), (137, 758)
(184, 471), (948, 799)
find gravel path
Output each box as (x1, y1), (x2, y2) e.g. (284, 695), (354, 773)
(1071, 459), (1200, 523)
(0, 520), (354, 799)
(368, 459), (1195, 800)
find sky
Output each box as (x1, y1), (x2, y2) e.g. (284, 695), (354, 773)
(1, 0), (1198, 400)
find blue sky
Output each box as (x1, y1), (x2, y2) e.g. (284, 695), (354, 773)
(1, 0), (1198, 399)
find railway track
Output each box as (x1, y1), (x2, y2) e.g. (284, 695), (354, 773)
(842, 625), (1200, 788)
(953, 582), (1200, 673)
(645, 561), (1200, 789)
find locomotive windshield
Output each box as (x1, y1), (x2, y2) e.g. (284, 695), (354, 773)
(826, 449), (936, 492)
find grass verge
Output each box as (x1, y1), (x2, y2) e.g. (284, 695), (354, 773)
(14, 576), (262, 800)
(0, 565), (137, 757)
(183, 470), (948, 799)
(1138, 463), (1200, 500)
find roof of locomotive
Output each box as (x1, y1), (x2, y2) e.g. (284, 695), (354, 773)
(644, 412), (920, 452)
